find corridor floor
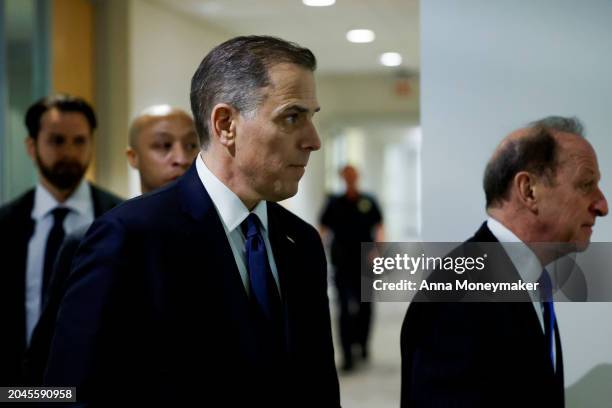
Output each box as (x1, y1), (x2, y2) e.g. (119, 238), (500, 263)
(332, 301), (407, 408)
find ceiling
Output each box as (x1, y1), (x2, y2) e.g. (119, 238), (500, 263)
(152, 0), (420, 75)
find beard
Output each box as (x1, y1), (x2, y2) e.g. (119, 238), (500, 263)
(35, 151), (87, 191)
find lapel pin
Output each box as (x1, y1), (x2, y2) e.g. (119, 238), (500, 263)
(286, 235), (295, 244)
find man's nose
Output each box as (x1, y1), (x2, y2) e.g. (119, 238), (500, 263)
(171, 144), (190, 167)
(64, 141), (83, 159)
(301, 121), (321, 152)
(593, 188), (609, 217)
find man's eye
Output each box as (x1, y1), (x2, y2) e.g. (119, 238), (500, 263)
(157, 142), (172, 150)
(582, 181), (595, 191)
(285, 114), (299, 125)
(151, 142), (171, 151)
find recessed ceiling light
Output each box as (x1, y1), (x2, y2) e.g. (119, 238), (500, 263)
(380, 52), (402, 67)
(302, 0), (336, 6)
(346, 29), (375, 43)
(199, 2), (222, 14)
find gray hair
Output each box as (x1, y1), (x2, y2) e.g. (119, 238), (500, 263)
(189, 35), (316, 148)
(528, 116), (584, 136)
(483, 116), (585, 208)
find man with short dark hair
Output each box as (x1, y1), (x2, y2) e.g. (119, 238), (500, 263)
(0, 94), (122, 385)
(400, 116), (608, 407)
(45, 36), (340, 407)
(23, 105), (199, 384)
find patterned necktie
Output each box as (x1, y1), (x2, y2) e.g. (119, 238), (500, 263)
(42, 207), (70, 307)
(539, 269), (556, 368)
(241, 213), (282, 324)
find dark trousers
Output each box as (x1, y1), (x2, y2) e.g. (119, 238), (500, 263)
(334, 270), (373, 363)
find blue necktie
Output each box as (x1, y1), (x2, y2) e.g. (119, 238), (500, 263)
(539, 269), (556, 368)
(241, 213), (282, 323)
(42, 207), (70, 307)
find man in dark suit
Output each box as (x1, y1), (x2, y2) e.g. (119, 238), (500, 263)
(401, 116), (608, 407)
(45, 36), (340, 407)
(0, 95), (122, 386)
(23, 105), (199, 385)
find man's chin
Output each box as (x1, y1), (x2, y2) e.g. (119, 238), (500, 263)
(48, 173), (84, 190)
(39, 162), (86, 191)
(265, 182), (298, 203)
(574, 239), (591, 252)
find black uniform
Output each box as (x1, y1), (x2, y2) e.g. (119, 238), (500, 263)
(320, 193), (382, 368)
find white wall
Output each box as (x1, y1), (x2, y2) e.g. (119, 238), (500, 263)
(285, 73), (419, 226)
(130, 0), (231, 114)
(95, 0), (130, 196)
(422, 0), (612, 404)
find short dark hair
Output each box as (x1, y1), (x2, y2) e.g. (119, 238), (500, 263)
(25, 94), (97, 139)
(483, 116), (585, 208)
(190, 35), (316, 148)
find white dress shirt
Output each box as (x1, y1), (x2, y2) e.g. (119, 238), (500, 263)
(195, 154), (281, 296)
(487, 217), (557, 369)
(25, 180), (95, 344)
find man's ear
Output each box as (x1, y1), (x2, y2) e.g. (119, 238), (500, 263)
(25, 137), (36, 161)
(210, 104), (237, 148)
(514, 171), (538, 212)
(126, 146), (139, 169)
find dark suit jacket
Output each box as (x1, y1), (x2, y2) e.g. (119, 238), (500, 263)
(44, 164), (340, 407)
(0, 184), (122, 386)
(400, 223), (564, 408)
(24, 225), (89, 385)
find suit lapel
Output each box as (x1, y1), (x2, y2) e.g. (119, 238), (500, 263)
(176, 164), (259, 358)
(177, 164), (242, 284)
(467, 223), (546, 367)
(267, 204), (299, 354)
(13, 191), (36, 256)
(14, 191), (36, 349)
(475, 222), (564, 393)
(90, 184), (120, 217)
(554, 320), (564, 391)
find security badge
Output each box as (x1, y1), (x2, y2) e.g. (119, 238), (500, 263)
(358, 198), (372, 213)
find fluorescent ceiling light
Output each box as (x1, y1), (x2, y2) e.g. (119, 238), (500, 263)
(346, 29), (375, 43)
(303, 0), (336, 6)
(380, 52), (402, 66)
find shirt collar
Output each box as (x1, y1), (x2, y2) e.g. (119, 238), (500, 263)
(31, 179), (92, 220)
(195, 154), (268, 233)
(487, 217), (543, 283)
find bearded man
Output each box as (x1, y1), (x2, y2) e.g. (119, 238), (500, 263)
(0, 94), (122, 385)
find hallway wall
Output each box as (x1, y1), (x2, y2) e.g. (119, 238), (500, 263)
(421, 1), (612, 404)
(94, 0), (230, 197)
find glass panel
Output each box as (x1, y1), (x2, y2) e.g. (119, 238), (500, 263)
(0, 0), (50, 204)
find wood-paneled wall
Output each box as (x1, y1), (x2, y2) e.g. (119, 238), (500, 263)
(51, 0), (96, 179)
